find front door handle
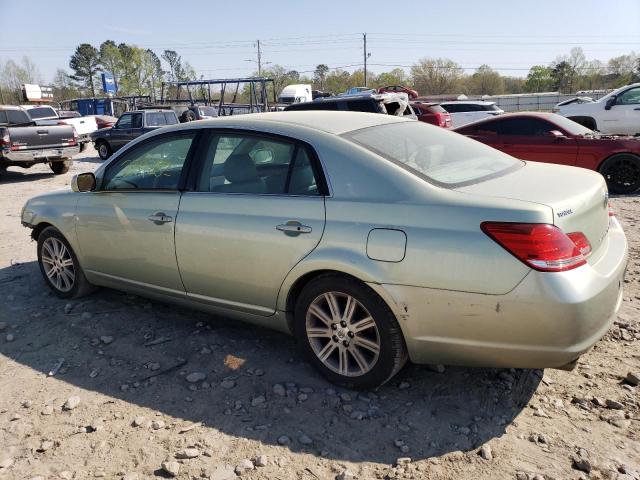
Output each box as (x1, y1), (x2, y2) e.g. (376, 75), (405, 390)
(276, 221), (312, 235)
(148, 212), (173, 224)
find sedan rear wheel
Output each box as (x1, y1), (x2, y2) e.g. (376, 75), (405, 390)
(37, 226), (95, 299)
(295, 274), (407, 389)
(599, 154), (640, 194)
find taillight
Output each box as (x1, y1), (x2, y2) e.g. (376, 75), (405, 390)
(0, 129), (9, 147)
(481, 222), (589, 272)
(608, 201), (615, 217)
(70, 127), (78, 146)
(434, 112), (445, 127)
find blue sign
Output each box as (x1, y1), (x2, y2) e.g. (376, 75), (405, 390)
(101, 72), (117, 95)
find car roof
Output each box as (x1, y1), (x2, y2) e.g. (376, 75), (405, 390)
(170, 111), (410, 135)
(440, 100), (496, 106)
(0, 105), (26, 110)
(453, 111), (558, 130)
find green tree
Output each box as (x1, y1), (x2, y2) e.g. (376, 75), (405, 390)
(69, 43), (101, 96)
(411, 58), (463, 95)
(99, 40), (122, 91)
(466, 65), (504, 95)
(52, 69), (80, 101)
(162, 50), (183, 82)
(551, 60), (575, 93)
(375, 68), (407, 89)
(0, 57), (42, 103)
(314, 64), (329, 90)
(524, 65), (554, 92)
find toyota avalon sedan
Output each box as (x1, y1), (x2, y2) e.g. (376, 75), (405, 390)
(21, 111), (628, 389)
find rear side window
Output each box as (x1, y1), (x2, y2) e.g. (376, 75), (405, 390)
(26, 107), (57, 119)
(477, 118), (554, 136)
(146, 112), (177, 126)
(286, 101), (339, 111)
(6, 110), (31, 125)
(197, 133), (321, 196)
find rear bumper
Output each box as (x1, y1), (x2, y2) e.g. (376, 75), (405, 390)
(369, 217), (628, 368)
(1, 145), (80, 164)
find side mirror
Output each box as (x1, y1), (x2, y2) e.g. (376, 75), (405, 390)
(71, 172), (96, 192)
(604, 96), (616, 110)
(549, 130), (567, 140)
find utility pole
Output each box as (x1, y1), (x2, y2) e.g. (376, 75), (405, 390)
(363, 33), (367, 87)
(256, 40), (262, 77)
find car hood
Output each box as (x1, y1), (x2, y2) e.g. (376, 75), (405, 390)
(456, 161), (610, 255)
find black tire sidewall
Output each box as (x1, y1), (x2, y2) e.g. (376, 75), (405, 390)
(600, 154), (640, 194)
(37, 227), (83, 298)
(294, 275), (405, 389)
(50, 161), (70, 175)
(97, 141), (111, 160)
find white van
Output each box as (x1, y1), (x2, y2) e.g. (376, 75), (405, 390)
(278, 84), (313, 105)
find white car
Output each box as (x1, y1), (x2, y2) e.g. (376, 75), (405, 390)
(21, 105), (98, 151)
(439, 101), (504, 128)
(554, 83), (640, 136)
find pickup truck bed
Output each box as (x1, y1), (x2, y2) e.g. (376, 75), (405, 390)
(1, 105), (79, 176)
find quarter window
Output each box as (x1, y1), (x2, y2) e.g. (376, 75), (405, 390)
(198, 133), (320, 195)
(101, 134), (195, 190)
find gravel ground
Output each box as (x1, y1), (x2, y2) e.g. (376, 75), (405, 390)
(0, 146), (639, 480)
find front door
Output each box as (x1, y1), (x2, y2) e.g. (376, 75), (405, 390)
(75, 131), (198, 293)
(600, 86), (640, 135)
(175, 130), (327, 315)
(108, 112), (133, 149)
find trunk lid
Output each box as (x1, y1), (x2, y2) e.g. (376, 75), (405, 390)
(457, 161), (610, 256)
(7, 124), (76, 149)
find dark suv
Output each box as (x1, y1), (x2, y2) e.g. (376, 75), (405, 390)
(284, 93), (416, 119)
(91, 109), (179, 159)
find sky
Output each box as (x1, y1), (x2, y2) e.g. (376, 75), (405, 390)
(1, 0), (639, 83)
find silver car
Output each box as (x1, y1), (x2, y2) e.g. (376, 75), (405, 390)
(22, 112), (628, 389)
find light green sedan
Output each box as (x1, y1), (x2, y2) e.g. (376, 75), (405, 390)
(21, 111), (628, 389)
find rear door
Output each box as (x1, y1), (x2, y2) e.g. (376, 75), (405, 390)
(75, 131), (198, 293)
(175, 130), (327, 315)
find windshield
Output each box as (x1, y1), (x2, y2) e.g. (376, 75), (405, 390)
(279, 96), (295, 104)
(344, 122), (523, 187)
(198, 106), (217, 116)
(26, 107), (57, 119)
(550, 114), (594, 136)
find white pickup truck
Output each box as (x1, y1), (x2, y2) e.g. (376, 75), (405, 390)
(21, 105), (98, 151)
(554, 83), (640, 136)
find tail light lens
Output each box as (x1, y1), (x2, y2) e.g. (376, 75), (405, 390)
(481, 222), (590, 272)
(608, 201), (615, 217)
(0, 128), (9, 147)
(70, 127), (78, 145)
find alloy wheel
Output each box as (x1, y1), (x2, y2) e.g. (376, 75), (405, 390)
(41, 237), (75, 292)
(603, 157), (640, 191)
(305, 291), (381, 377)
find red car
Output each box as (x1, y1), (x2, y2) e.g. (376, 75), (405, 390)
(377, 85), (419, 99)
(411, 102), (452, 128)
(455, 112), (640, 194)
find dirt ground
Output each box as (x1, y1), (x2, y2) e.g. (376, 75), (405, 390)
(0, 146), (638, 480)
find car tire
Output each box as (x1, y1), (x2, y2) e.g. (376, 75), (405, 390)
(50, 161), (71, 175)
(79, 142), (87, 153)
(294, 274), (408, 389)
(599, 153), (640, 195)
(96, 141), (112, 160)
(37, 226), (95, 299)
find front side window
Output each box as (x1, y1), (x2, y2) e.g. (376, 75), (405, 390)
(101, 134), (195, 190)
(617, 87), (640, 105)
(116, 114), (132, 129)
(344, 121), (522, 187)
(197, 133), (320, 195)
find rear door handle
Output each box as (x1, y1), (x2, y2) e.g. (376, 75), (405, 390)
(276, 221), (312, 234)
(148, 212), (173, 224)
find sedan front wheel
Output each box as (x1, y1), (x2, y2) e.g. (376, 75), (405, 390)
(295, 274), (407, 389)
(37, 227), (95, 299)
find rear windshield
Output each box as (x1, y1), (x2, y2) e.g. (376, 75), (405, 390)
(146, 112), (178, 126)
(198, 106), (217, 116)
(25, 107), (57, 119)
(343, 122), (522, 187)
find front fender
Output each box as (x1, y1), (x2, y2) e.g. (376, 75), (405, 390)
(22, 193), (80, 257)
